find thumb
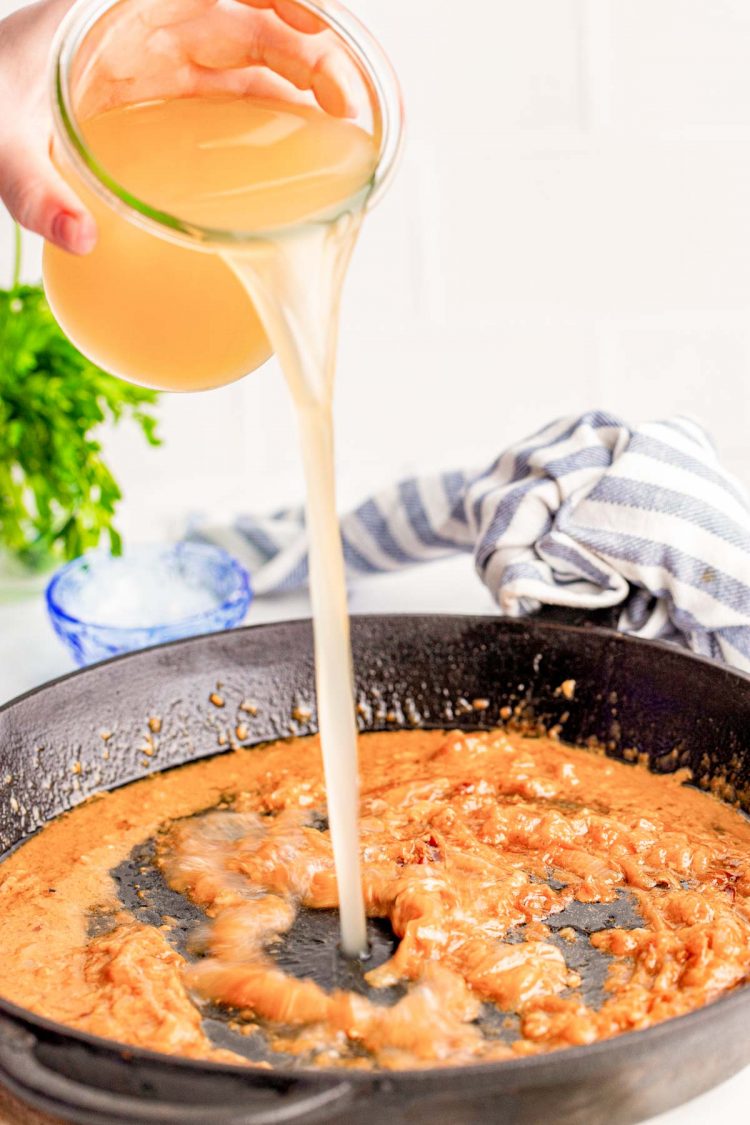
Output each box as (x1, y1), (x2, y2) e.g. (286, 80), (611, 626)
(0, 138), (97, 254)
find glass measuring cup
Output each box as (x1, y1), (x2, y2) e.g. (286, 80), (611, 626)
(43, 0), (404, 392)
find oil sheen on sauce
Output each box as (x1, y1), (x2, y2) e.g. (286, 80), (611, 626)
(47, 95), (379, 954)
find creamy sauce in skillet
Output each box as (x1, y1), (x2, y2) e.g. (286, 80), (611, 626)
(1, 729), (749, 1070)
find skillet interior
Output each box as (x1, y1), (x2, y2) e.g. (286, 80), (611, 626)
(0, 614), (749, 1125)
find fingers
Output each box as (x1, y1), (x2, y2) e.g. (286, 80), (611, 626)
(139, 0), (217, 27)
(179, 6), (360, 116)
(192, 63), (312, 105)
(72, 0), (360, 121)
(237, 0), (328, 35)
(261, 25), (358, 117)
(138, 0), (327, 35)
(0, 137), (96, 253)
(0, 0), (96, 250)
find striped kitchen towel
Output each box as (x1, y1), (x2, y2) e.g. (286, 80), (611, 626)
(188, 411), (750, 671)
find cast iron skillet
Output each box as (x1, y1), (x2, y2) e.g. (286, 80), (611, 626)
(1, 615), (749, 1125)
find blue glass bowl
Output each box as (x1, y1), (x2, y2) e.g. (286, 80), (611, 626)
(46, 543), (252, 667)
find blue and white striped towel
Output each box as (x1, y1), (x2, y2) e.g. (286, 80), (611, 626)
(189, 411), (750, 671)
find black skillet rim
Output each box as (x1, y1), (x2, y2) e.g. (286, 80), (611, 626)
(1, 614), (749, 1086)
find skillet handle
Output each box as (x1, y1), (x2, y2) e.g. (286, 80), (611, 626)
(0, 1016), (354, 1125)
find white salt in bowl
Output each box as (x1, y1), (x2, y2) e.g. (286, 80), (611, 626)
(46, 543), (252, 666)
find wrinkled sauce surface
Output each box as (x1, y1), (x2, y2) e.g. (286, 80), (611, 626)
(1, 729), (749, 1070)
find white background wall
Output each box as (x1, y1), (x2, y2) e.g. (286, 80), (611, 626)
(3, 0), (750, 541)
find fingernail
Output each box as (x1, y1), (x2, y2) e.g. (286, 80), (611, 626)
(313, 71), (356, 119)
(51, 212), (97, 254)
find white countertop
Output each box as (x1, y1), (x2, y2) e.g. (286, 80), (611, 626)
(0, 555), (748, 1123)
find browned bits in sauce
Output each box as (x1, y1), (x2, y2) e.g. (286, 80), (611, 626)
(209, 693), (225, 709)
(1, 730), (749, 1071)
(148, 717), (162, 734)
(240, 701), (258, 716)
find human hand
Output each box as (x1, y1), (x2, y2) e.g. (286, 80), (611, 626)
(0, 1), (94, 253)
(0, 0), (357, 254)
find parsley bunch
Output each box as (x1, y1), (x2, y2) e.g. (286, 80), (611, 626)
(0, 227), (161, 568)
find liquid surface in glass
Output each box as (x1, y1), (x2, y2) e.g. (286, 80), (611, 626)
(43, 96), (377, 392)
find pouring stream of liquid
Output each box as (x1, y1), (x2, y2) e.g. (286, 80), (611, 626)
(44, 95), (378, 955)
(227, 219), (369, 955)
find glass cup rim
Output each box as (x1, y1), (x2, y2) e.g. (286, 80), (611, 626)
(50, 0), (405, 247)
(45, 542), (253, 633)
